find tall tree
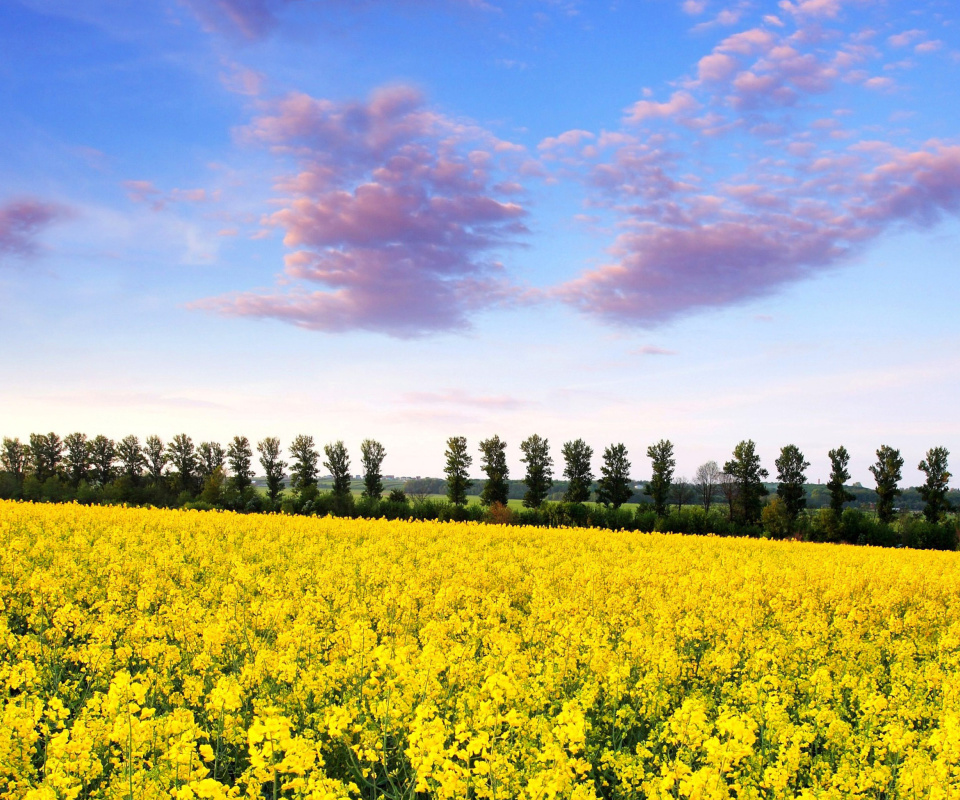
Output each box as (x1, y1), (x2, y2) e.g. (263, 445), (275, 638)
(63, 432), (91, 488)
(918, 446), (952, 523)
(167, 434), (198, 495)
(227, 436), (254, 496)
(197, 442), (225, 482)
(258, 437), (286, 504)
(443, 436), (473, 507)
(117, 435), (146, 483)
(360, 439), (386, 501)
(520, 434), (553, 509)
(775, 444), (810, 521)
(562, 439), (594, 503)
(1, 438), (28, 488)
(718, 471), (738, 521)
(289, 435), (320, 499)
(324, 441), (351, 500)
(89, 436), (116, 487)
(144, 436), (167, 485)
(826, 446), (855, 514)
(694, 461), (721, 513)
(646, 439), (675, 517)
(670, 476), (692, 512)
(478, 435), (509, 506)
(30, 432), (63, 483)
(723, 440), (769, 525)
(596, 443), (632, 508)
(869, 445), (903, 524)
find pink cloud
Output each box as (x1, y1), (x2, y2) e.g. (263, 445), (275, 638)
(624, 91), (698, 125)
(0, 199), (69, 261)
(697, 53), (738, 83)
(124, 181), (213, 211)
(194, 86), (534, 337)
(888, 29), (924, 49)
(556, 141), (960, 327)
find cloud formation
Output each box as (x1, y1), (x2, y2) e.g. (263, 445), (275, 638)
(549, 5), (960, 328)
(194, 86), (533, 336)
(0, 199), (68, 262)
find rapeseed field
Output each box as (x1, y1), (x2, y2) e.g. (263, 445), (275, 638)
(2, 501), (959, 800)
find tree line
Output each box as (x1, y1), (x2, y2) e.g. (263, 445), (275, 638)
(1, 431), (955, 550)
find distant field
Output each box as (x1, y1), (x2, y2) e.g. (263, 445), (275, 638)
(4, 500), (959, 798)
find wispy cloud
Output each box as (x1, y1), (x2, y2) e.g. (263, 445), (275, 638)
(0, 199), (70, 262)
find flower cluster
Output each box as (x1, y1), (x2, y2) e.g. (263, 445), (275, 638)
(1, 500), (959, 798)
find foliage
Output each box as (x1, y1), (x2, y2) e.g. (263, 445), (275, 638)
(89, 434), (116, 487)
(360, 439), (387, 501)
(63, 431), (91, 488)
(29, 432), (62, 483)
(723, 440), (769, 525)
(596, 443), (632, 508)
(323, 440), (352, 499)
(227, 435), (254, 495)
(478, 435), (510, 507)
(144, 434), (166, 484)
(775, 444), (809, 520)
(166, 433), (198, 495)
(826, 445), (856, 514)
(1, 437), (28, 488)
(646, 439), (675, 517)
(520, 434), (553, 509)
(918, 446), (952, 522)
(289, 434), (320, 499)
(869, 444), (904, 524)
(561, 438), (594, 503)
(258, 436), (286, 505)
(117, 434), (146, 482)
(3, 500), (960, 800)
(197, 441), (225, 481)
(443, 436), (472, 507)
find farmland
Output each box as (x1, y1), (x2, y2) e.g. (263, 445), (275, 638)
(2, 500), (960, 799)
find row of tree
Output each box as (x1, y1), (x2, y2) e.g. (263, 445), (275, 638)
(1, 431), (954, 536)
(440, 436), (953, 527)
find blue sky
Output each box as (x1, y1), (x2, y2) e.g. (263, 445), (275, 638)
(2, 0), (959, 483)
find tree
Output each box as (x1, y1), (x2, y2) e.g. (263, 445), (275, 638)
(89, 435), (116, 487)
(258, 437), (286, 505)
(724, 440), (769, 525)
(1, 437), (28, 487)
(694, 461), (721, 513)
(775, 444), (809, 521)
(670, 476), (692, 512)
(520, 434), (553, 509)
(289, 435), (320, 499)
(323, 441), (351, 499)
(227, 436), (254, 496)
(117, 435), (146, 483)
(478, 435), (509, 506)
(63, 432), (91, 488)
(444, 436), (473, 507)
(30, 432), (63, 483)
(826, 446), (855, 514)
(144, 435), (166, 484)
(718, 471), (737, 521)
(562, 439), (594, 503)
(646, 439), (675, 517)
(166, 434), (198, 495)
(596, 443), (632, 508)
(918, 446), (952, 522)
(198, 442), (225, 482)
(869, 445), (903, 524)
(360, 439), (386, 501)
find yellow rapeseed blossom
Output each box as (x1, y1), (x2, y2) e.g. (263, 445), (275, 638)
(1, 500), (959, 798)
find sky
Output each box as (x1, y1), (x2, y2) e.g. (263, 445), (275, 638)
(1, 0), (959, 484)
